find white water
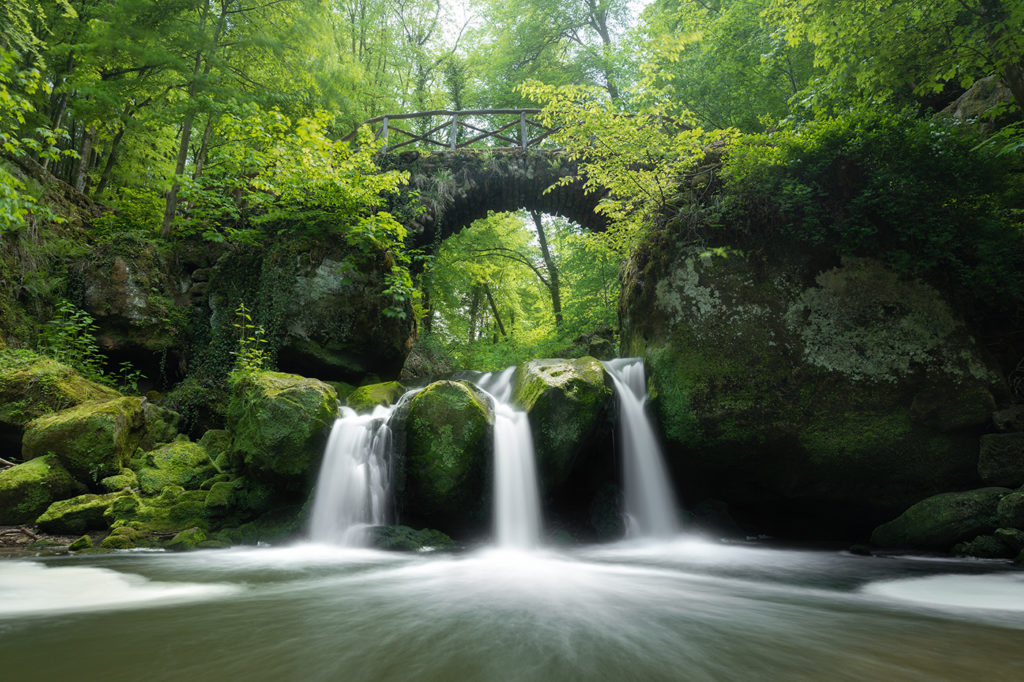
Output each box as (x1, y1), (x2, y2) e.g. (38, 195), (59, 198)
(309, 404), (398, 546)
(603, 358), (680, 538)
(473, 367), (543, 549)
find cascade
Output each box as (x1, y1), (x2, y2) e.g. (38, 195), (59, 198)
(472, 367), (543, 549)
(603, 358), (680, 538)
(309, 404), (400, 546)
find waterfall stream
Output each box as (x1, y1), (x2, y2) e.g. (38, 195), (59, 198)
(308, 404), (399, 546)
(603, 357), (680, 538)
(472, 367), (543, 550)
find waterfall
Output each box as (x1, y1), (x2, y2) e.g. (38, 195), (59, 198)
(603, 358), (680, 539)
(309, 404), (399, 546)
(472, 367), (543, 549)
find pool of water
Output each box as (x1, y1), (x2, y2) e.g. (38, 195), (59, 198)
(2, 538), (1023, 681)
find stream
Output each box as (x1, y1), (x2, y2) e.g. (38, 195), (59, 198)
(2, 540), (1024, 681)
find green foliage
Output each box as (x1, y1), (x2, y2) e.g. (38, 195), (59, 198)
(40, 300), (108, 383)
(521, 80), (735, 254)
(721, 107), (1024, 300)
(229, 302), (270, 380)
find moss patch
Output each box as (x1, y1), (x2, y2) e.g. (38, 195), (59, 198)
(136, 441), (216, 494)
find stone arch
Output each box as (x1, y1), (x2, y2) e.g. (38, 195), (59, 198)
(382, 149), (606, 248)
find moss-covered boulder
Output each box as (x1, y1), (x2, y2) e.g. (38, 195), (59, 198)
(366, 525), (457, 551)
(165, 526), (207, 551)
(0, 455), (85, 524)
(402, 380), (493, 533)
(620, 244), (1004, 537)
(22, 397), (147, 486)
(36, 491), (129, 534)
(99, 467), (138, 493)
(511, 357), (613, 493)
(106, 487), (213, 534)
(870, 487), (1011, 550)
(996, 491), (1024, 528)
(346, 381), (406, 413)
(0, 349), (119, 454)
(978, 433), (1024, 487)
(136, 441), (216, 494)
(227, 371), (338, 487)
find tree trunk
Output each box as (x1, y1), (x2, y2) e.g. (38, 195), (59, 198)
(530, 211), (563, 328)
(484, 285), (507, 337)
(73, 126), (95, 193)
(93, 124), (126, 197)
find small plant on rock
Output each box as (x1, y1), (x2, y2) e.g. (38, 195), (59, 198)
(230, 302), (269, 379)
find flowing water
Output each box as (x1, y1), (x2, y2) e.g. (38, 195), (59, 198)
(603, 358), (680, 538)
(308, 404), (398, 546)
(472, 367), (543, 549)
(2, 542), (1024, 681)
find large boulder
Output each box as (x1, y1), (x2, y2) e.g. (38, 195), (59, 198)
(621, 245), (1004, 537)
(0, 455), (85, 524)
(511, 357), (613, 493)
(401, 380), (493, 534)
(870, 487), (1012, 550)
(227, 371), (338, 487)
(22, 397), (147, 486)
(0, 349), (119, 454)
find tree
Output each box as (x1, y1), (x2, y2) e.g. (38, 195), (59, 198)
(767, 0), (1024, 114)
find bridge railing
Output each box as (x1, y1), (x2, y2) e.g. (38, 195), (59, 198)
(343, 109), (558, 153)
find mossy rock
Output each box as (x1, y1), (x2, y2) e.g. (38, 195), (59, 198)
(0, 349), (120, 428)
(952, 534), (1013, 558)
(870, 487), (1012, 550)
(136, 441), (216, 495)
(22, 396), (147, 485)
(346, 381), (405, 413)
(0, 349), (119, 454)
(366, 525), (456, 551)
(69, 535), (93, 551)
(996, 491), (1024, 528)
(139, 402), (183, 451)
(217, 505), (305, 545)
(620, 247), (1002, 536)
(978, 433), (1024, 487)
(165, 526), (207, 551)
(100, 525), (161, 550)
(36, 491), (130, 534)
(0, 454), (85, 524)
(99, 467), (138, 493)
(107, 487), (213, 534)
(198, 429), (232, 472)
(403, 380), (493, 532)
(511, 357), (612, 493)
(227, 371), (338, 486)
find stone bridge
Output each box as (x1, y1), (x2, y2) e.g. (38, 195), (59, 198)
(381, 149), (606, 248)
(348, 110), (606, 246)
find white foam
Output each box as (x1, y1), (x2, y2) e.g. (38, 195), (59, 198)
(864, 573), (1024, 612)
(0, 561), (242, 617)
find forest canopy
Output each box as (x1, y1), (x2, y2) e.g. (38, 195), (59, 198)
(1, 0), (1022, 369)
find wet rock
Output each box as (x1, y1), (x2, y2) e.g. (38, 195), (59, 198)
(22, 397), (147, 486)
(0, 455), (85, 524)
(993, 405), (1024, 433)
(400, 335), (455, 383)
(346, 381), (406, 413)
(952, 534), (1013, 559)
(366, 525), (456, 552)
(227, 371), (338, 488)
(978, 433), (1024, 487)
(402, 380), (493, 534)
(870, 487), (1011, 550)
(511, 357), (613, 494)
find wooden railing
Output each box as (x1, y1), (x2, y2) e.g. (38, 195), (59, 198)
(343, 109), (557, 153)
